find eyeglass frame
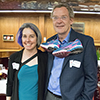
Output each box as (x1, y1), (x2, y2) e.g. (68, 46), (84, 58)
(51, 15), (68, 21)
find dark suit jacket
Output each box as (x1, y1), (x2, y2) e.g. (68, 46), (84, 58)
(6, 49), (48, 100)
(45, 28), (97, 100)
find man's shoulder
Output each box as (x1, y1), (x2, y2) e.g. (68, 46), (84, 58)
(76, 32), (93, 41)
(47, 34), (58, 42)
(72, 29), (93, 41)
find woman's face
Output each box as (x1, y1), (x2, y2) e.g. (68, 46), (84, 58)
(22, 28), (37, 51)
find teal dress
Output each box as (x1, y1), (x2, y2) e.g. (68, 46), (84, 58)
(18, 64), (38, 100)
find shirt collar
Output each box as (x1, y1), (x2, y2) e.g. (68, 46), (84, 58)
(57, 28), (71, 44)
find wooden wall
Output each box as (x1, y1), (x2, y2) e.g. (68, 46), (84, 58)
(0, 13), (45, 57)
(0, 12), (100, 57)
(74, 14), (100, 45)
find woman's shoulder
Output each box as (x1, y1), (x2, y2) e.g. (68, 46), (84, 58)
(38, 49), (48, 57)
(9, 49), (23, 59)
(38, 49), (47, 54)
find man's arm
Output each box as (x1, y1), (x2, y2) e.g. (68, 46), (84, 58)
(78, 37), (98, 100)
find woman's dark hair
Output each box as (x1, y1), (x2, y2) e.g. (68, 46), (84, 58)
(16, 23), (42, 48)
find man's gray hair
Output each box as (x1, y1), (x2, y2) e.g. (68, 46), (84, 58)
(51, 3), (74, 18)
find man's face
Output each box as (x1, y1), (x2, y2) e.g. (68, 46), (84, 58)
(52, 7), (73, 35)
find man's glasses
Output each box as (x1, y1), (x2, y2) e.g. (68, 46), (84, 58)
(52, 16), (68, 21)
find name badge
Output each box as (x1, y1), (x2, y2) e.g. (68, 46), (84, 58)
(70, 60), (81, 68)
(12, 62), (20, 70)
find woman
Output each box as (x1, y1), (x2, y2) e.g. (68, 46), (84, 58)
(6, 23), (48, 100)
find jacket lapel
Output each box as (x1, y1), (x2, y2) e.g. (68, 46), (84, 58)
(62, 29), (78, 70)
(47, 52), (54, 78)
(69, 29), (77, 41)
(62, 55), (70, 70)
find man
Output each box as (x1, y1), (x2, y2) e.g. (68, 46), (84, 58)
(45, 4), (97, 100)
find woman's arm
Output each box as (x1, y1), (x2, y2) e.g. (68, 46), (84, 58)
(6, 96), (11, 100)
